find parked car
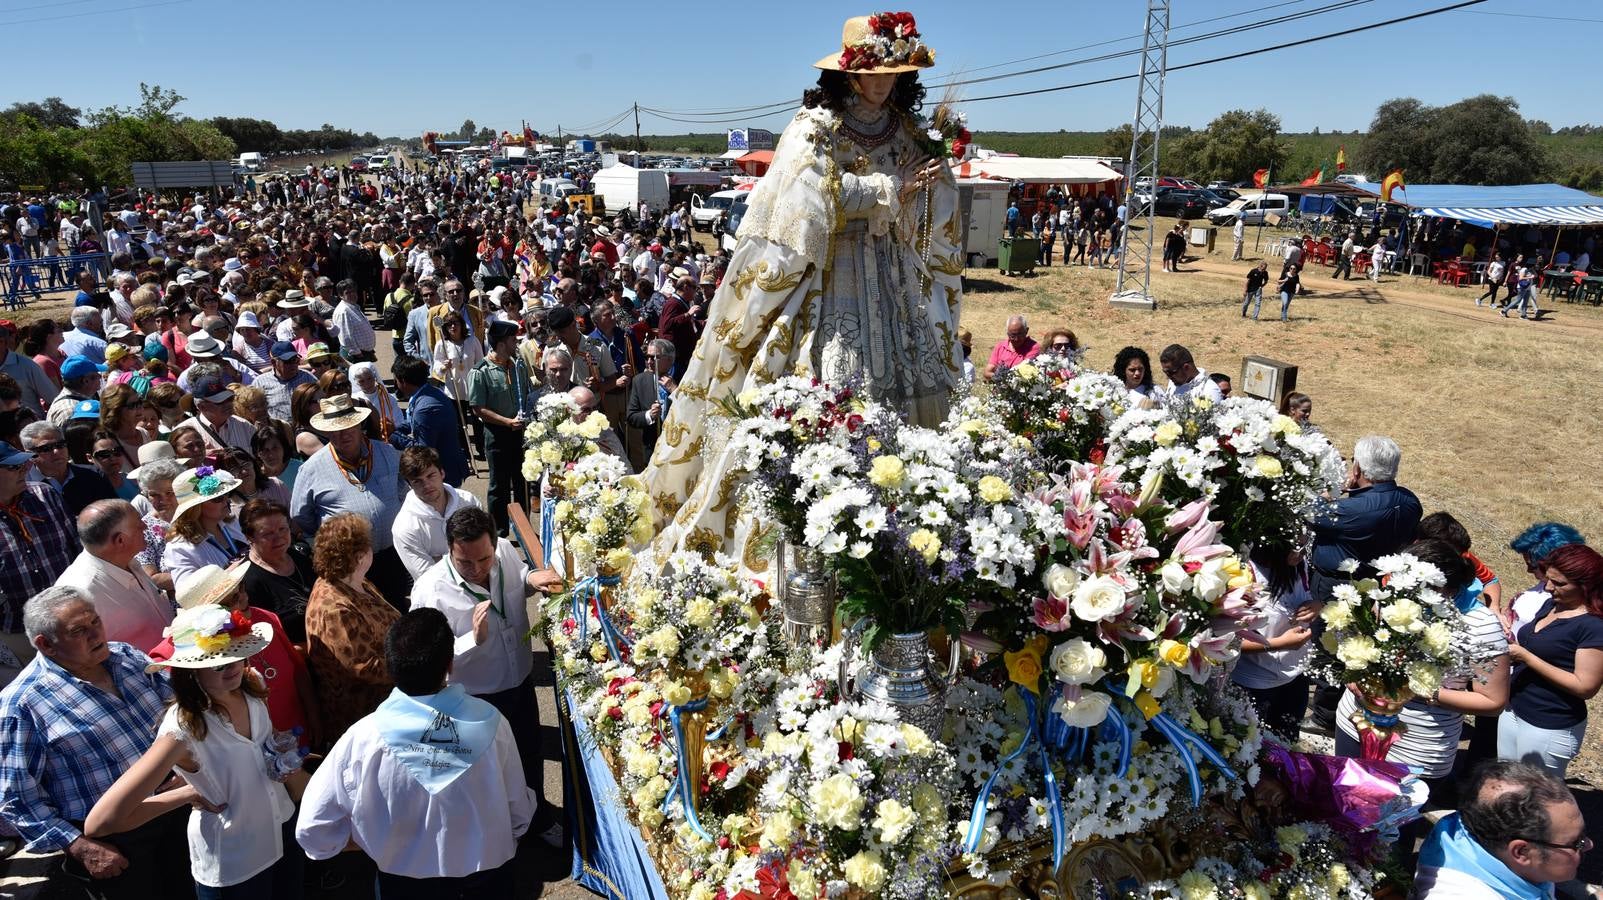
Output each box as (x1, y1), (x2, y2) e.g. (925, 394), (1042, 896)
(721, 201), (748, 253)
(368, 156), (391, 170)
(691, 188), (753, 230)
(1143, 188), (1213, 219)
(348, 157), (368, 171)
(1206, 193), (1292, 226)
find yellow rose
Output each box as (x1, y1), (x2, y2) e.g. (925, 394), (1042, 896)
(842, 850), (887, 892)
(868, 454), (906, 489)
(1154, 421), (1183, 446)
(1133, 690), (1162, 720)
(977, 475), (1013, 504)
(1271, 414), (1302, 436)
(1125, 658), (1161, 696)
(907, 528), (940, 564)
(1004, 635), (1048, 693)
(1013, 363), (1039, 381)
(1157, 639), (1191, 668)
(1253, 455), (1284, 479)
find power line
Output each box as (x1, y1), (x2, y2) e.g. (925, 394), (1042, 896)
(639, 0), (1371, 119)
(941, 0), (1377, 88)
(1467, 10), (1603, 23)
(0, 0), (101, 13)
(961, 0), (1488, 104)
(0, 0), (190, 25)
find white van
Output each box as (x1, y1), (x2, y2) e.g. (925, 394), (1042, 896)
(691, 188), (753, 230)
(539, 177), (581, 202)
(1206, 193), (1291, 226)
(236, 152), (265, 172)
(590, 165), (670, 215)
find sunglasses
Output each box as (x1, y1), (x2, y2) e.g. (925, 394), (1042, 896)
(92, 449), (119, 461)
(28, 440), (66, 453)
(1052, 342), (1074, 350)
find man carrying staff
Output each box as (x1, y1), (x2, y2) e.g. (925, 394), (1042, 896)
(468, 321), (533, 537)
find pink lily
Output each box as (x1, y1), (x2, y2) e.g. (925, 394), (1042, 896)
(1031, 595), (1072, 632)
(959, 631), (1004, 653)
(1164, 498), (1212, 533)
(1185, 629), (1237, 683)
(1171, 516), (1233, 563)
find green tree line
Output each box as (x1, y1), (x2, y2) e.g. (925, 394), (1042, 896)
(1, 87), (402, 190)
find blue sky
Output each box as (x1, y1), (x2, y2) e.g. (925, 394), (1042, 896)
(7, 0), (1595, 137)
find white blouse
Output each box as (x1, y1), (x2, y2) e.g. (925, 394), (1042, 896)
(158, 695), (295, 887)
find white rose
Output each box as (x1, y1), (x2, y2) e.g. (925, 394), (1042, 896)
(1049, 638), (1108, 685)
(1071, 574), (1128, 622)
(1052, 690), (1112, 727)
(1191, 558), (1229, 602)
(1043, 563), (1080, 599)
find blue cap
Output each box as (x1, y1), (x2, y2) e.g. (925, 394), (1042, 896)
(60, 355), (108, 381)
(270, 341), (300, 361)
(71, 399), (101, 420)
(0, 441), (34, 466)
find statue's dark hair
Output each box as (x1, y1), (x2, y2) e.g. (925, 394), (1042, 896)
(802, 70), (926, 116)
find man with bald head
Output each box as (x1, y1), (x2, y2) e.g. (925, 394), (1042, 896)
(984, 315), (1040, 381)
(1415, 758), (1589, 898)
(56, 500), (171, 653)
(568, 386), (631, 471)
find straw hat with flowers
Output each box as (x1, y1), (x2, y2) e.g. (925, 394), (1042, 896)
(814, 12), (935, 74)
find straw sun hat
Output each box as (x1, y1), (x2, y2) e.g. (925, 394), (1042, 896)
(146, 601), (271, 672)
(309, 394), (371, 432)
(171, 465), (242, 520)
(814, 12), (935, 74)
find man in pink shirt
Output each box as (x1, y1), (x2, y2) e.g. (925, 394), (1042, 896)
(984, 315), (1040, 381)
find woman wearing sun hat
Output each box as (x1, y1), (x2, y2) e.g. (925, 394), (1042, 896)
(84, 595), (305, 899)
(162, 464), (248, 588)
(646, 11), (964, 561)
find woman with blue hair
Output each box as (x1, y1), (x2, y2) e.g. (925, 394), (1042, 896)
(1508, 523), (1587, 629)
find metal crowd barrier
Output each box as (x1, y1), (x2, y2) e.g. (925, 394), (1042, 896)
(3, 253), (110, 309)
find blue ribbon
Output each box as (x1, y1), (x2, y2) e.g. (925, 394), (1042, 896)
(570, 572), (627, 663)
(962, 688), (1067, 869)
(661, 697), (714, 841)
(540, 495), (557, 571)
(1147, 711), (1239, 807)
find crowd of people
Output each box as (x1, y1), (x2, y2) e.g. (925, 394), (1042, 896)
(0, 156), (1598, 900)
(0, 166), (725, 897)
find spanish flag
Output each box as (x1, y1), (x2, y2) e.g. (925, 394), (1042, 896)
(1381, 169), (1405, 202)
(1336, 146), (1347, 172)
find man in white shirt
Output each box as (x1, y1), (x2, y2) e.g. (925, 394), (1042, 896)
(296, 609), (535, 894)
(55, 500), (172, 653)
(330, 278), (377, 363)
(103, 274), (137, 333)
(1157, 344), (1225, 404)
(393, 447), (483, 580)
(408, 508), (562, 846)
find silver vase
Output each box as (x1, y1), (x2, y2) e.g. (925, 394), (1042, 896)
(839, 623), (961, 739)
(777, 538), (836, 647)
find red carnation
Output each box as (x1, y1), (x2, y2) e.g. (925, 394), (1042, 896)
(710, 760), (732, 782)
(228, 610), (253, 634)
(866, 15), (880, 31)
(838, 740), (854, 761)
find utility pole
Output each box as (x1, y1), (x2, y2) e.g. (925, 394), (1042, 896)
(634, 102), (643, 166)
(1110, 0), (1171, 311)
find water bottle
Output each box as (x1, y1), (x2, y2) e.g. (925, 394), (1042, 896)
(263, 727), (307, 782)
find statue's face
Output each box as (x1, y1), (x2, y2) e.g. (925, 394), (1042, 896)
(852, 72), (898, 108)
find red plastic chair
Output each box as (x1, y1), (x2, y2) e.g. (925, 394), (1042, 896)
(1440, 258), (1470, 287)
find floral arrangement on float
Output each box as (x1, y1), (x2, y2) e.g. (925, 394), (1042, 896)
(1104, 393), (1346, 552)
(533, 371), (1426, 899)
(1126, 820), (1382, 900)
(986, 350), (1130, 470)
(521, 392), (608, 483)
(1306, 553), (1484, 760)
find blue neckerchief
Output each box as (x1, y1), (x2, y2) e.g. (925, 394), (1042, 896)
(373, 685), (500, 794)
(656, 380), (671, 421)
(1418, 813), (1552, 900)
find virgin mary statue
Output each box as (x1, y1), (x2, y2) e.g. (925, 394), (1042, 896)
(645, 12), (965, 560)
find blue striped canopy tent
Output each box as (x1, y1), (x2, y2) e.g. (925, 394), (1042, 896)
(1342, 181), (1603, 228)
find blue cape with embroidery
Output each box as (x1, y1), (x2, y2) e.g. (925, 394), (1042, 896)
(373, 684), (500, 794)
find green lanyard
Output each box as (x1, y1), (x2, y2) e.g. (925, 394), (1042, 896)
(448, 558), (503, 620)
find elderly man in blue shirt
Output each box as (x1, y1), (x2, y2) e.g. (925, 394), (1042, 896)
(0, 586), (203, 897)
(1307, 433), (1423, 730)
(389, 354), (469, 487)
